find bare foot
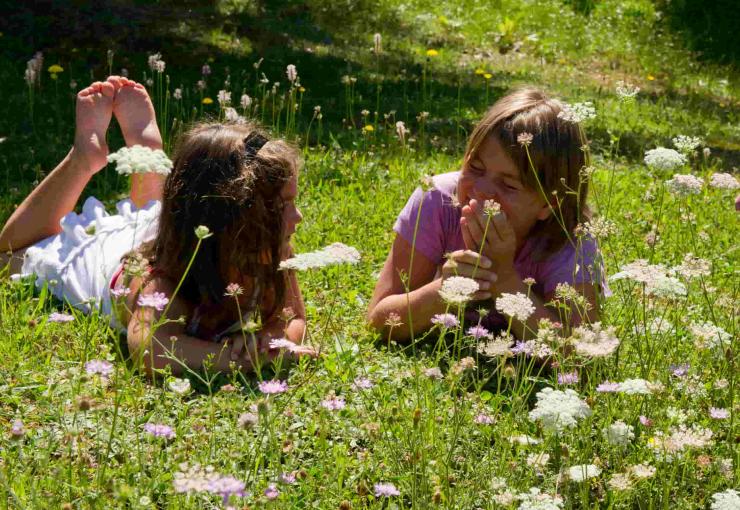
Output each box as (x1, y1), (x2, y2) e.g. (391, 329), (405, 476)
(74, 81), (114, 173)
(107, 76), (163, 149)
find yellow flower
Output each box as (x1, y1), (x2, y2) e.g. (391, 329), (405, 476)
(363, 124), (375, 133)
(474, 68), (486, 75)
(426, 49), (439, 57)
(48, 64), (64, 74)
(647, 74), (655, 81)
(483, 73), (492, 80)
(202, 97), (213, 105)
(299, 86), (306, 93)
(557, 58), (566, 65)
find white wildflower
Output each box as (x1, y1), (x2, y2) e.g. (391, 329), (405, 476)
(173, 88), (182, 100)
(665, 174), (703, 195)
(240, 94), (252, 109)
(671, 253), (710, 279)
(168, 378), (191, 395)
(495, 292), (535, 322)
(709, 172), (740, 190)
(516, 487), (564, 510)
(373, 33), (382, 54)
(570, 322), (620, 357)
(224, 107), (245, 123)
(644, 147), (686, 171)
(615, 80), (640, 100)
(478, 334), (514, 358)
(629, 463), (656, 479)
(603, 420), (634, 447)
(510, 434), (542, 446)
(107, 145), (172, 175)
(649, 424), (713, 459)
(607, 473), (633, 491)
(672, 135), (703, 155)
(557, 101), (596, 123)
(566, 464), (601, 482)
(279, 242), (360, 271)
(396, 121), (409, 142)
(617, 378), (654, 395)
(610, 259), (687, 297)
(689, 321), (732, 351)
(148, 53), (165, 72)
(577, 217), (618, 239)
(217, 90), (231, 107)
(528, 387), (591, 432)
(526, 452), (550, 470)
(286, 64), (298, 83)
(710, 489), (740, 510)
(439, 276), (479, 305)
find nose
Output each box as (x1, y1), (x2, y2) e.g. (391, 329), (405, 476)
(293, 206), (303, 225)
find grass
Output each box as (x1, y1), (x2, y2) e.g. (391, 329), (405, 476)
(0, 0), (738, 508)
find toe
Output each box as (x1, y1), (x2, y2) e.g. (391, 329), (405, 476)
(106, 76), (123, 89)
(100, 81), (116, 98)
(90, 82), (103, 92)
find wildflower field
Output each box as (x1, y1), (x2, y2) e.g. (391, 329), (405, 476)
(1, 1), (738, 508)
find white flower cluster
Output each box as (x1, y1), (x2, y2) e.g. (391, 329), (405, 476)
(610, 259), (687, 298)
(557, 101), (596, 123)
(224, 107), (246, 124)
(516, 487), (564, 510)
(616, 378), (655, 395)
(603, 420), (634, 447)
(495, 292), (535, 322)
(566, 464), (601, 482)
(649, 424), (713, 459)
(528, 387), (591, 432)
(709, 172), (740, 190)
(616, 80), (640, 100)
(478, 334), (514, 358)
(570, 322), (620, 357)
(689, 321), (732, 351)
(671, 253), (710, 279)
(439, 276), (479, 304)
(665, 174), (703, 196)
(711, 489), (740, 510)
(577, 217), (618, 239)
(672, 135), (703, 155)
(218, 89), (231, 106)
(632, 317), (673, 336)
(644, 147), (686, 171)
(148, 53), (165, 73)
(173, 463), (245, 497)
(279, 242), (360, 271)
(107, 145), (173, 175)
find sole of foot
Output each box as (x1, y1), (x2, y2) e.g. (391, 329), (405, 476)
(107, 76), (163, 150)
(74, 81), (115, 173)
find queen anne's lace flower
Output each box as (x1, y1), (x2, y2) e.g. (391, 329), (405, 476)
(689, 321), (732, 351)
(616, 80), (640, 100)
(495, 292), (535, 322)
(570, 322), (620, 357)
(438, 276), (479, 304)
(603, 420), (634, 447)
(644, 148), (686, 171)
(108, 145), (173, 175)
(710, 489), (740, 510)
(629, 463), (656, 479)
(566, 464), (601, 482)
(558, 102), (596, 123)
(709, 172), (740, 190)
(617, 378), (654, 395)
(478, 334), (514, 358)
(280, 243), (360, 271)
(672, 135), (703, 155)
(610, 259), (687, 297)
(665, 174), (703, 196)
(528, 387), (591, 432)
(516, 487), (564, 510)
(168, 378), (191, 395)
(671, 253), (711, 279)
(649, 424), (713, 459)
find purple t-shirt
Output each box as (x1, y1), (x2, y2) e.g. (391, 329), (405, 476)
(393, 172), (607, 328)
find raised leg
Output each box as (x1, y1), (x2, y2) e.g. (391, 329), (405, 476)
(107, 76), (165, 208)
(0, 81), (114, 253)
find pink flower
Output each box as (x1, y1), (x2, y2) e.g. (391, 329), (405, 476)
(321, 395), (346, 411)
(374, 482), (400, 497)
(110, 287), (131, 298)
(431, 313), (459, 329)
(709, 407), (729, 420)
(352, 377), (374, 390)
(467, 325), (492, 340)
(264, 483), (279, 499)
(10, 419), (25, 438)
(48, 312), (74, 323)
(143, 423), (175, 439)
(258, 380), (288, 395)
(137, 292), (169, 311)
(558, 371), (580, 385)
(84, 359), (114, 377)
(278, 472), (296, 485)
(474, 413), (495, 425)
(639, 415), (653, 427)
(597, 381), (620, 393)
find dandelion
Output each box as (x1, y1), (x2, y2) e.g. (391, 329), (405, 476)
(566, 464), (601, 482)
(286, 64), (298, 83)
(85, 359), (114, 377)
(202, 97), (213, 105)
(603, 421), (634, 447)
(47, 64), (64, 80)
(439, 276), (479, 304)
(528, 387), (591, 432)
(431, 313), (459, 329)
(709, 407), (729, 420)
(240, 94), (252, 109)
(321, 395), (346, 411)
(665, 174), (703, 195)
(711, 489), (740, 510)
(143, 423), (175, 439)
(396, 120), (409, 143)
(258, 379), (288, 395)
(374, 482), (400, 497)
(672, 135), (703, 155)
(168, 378), (191, 395)
(279, 242), (360, 271)
(363, 124), (374, 133)
(107, 145), (172, 176)
(644, 148), (687, 171)
(709, 172), (740, 190)
(48, 312), (74, 323)
(557, 101), (596, 123)
(517, 132), (534, 146)
(426, 49), (439, 57)
(495, 292), (535, 322)
(137, 292), (169, 311)
(616, 80), (640, 100)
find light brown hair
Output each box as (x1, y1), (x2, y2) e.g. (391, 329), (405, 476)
(465, 87), (589, 254)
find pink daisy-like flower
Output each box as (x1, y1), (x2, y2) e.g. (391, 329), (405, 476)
(709, 407), (729, 420)
(467, 325), (492, 340)
(321, 395), (346, 411)
(48, 312), (74, 323)
(137, 292), (169, 311)
(143, 423), (175, 439)
(474, 413), (495, 425)
(669, 363), (690, 377)
(84, 359), (114, 377)
(278, 472), (296, 485)
(558, 371), (580, 385)
(596, 381), (620, 393)
(374, 482), (400, 497)
(639, 415), (653, 427)
(352, 376), (374, 390)
(258, 380), (288, 395)
(264, 483), (279, 500)
(431, 313), (459, 329)
(207, 475), (247, 504)
(110, 287), (131, 298)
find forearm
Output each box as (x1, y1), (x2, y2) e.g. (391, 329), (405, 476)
(0, 149), (91, 251)
(369, 278), (450, 342)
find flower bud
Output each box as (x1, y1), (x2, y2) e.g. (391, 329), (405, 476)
(194, 225), (212, 239)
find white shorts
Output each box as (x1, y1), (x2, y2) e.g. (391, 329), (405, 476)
(19, 197), (160, 316)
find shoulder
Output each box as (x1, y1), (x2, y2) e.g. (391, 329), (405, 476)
(431, 171), (460, 199)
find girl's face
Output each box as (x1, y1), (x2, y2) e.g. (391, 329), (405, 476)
(281, 173), (302, 246)
(458, 136), (551, 247)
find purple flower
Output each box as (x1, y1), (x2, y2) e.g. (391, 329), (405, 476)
(137, 292), (169, 311)
(48, 312), (74, 323)
(510, 341), (533, 356)
(596, 381), (620, 393)
(709, 407), (729, 420)
(110, 287), (131, 298)
(209, 475), (246, 503)
(669, 363), (690, 377)
(474, 413), (495, 425)
(352, 376), (374, 390)
(467, 325), (491, 340)
(321, 396), (346, 411)
(264, 483), (280, 500)
(558, 371), (580, 385)
(278, 472), (296, 485)
(374, 482), (400, 497)
(258, 379), (288, 395)
(10, 419), (25, 438)
(431, 313), (459, 329)
(143, 423), (175, 439)
(639, 415), (653, 427)
(84, 359), (114, 377)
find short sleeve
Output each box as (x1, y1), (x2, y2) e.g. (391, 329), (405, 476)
(541, 237), (610, 296)
(393, 186), (447, 265)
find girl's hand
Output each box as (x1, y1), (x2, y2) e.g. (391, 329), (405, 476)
(229, 333), (255, 361)
(441, 249), (497, 301)
(461, 199), (517, 274)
